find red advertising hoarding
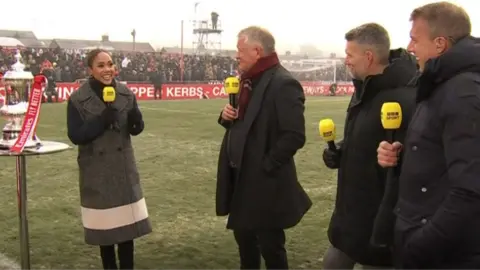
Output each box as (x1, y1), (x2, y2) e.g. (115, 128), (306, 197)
(0, 81), (354, 102)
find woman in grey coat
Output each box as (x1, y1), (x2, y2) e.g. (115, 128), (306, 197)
(66, 49), (152, 269)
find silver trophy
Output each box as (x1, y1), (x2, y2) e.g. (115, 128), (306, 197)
(0, 51), (41, 149)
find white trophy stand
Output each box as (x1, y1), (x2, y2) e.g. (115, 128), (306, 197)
(0, 143), (70, 270)
(1, 51), (71, 269)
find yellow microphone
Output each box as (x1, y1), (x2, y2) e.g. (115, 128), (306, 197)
(319, 118), (337, 151)
(224, 76), (240, 108)
(380, 102), (402, 142)
(103, 86), (116, 103)
(371, 102), (403, 247)
(102, 86), (116, 130)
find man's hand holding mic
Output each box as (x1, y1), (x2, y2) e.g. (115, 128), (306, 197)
(319, 119), (341, 169)
(377, 141), (403, 167)
(102, 86), (119, 131)
(222, 104), (237, 121)
(221, 76), (240, 122)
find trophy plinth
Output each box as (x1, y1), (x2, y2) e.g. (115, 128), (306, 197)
(0, 51), (41, 150)
(0, 52), (70, 270)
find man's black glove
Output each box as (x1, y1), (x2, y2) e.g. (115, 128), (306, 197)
(101, 106), (117, 129)
(323, 148), (341, 169)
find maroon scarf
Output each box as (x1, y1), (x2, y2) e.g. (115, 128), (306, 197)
(237, 52), (280, 120)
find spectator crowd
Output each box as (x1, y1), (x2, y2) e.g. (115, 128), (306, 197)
(0, 46), (350, 83)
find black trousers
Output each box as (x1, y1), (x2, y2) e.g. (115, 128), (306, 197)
(233, 229), (288, 269)
(99, 240), (134, 270)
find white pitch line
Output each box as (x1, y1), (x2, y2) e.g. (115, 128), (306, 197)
(0, 252), (20, 270)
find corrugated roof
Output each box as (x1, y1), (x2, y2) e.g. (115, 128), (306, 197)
(50, 39), (100, 50)
(39, 39), (52, 47)
(0, 29), (45, 47)
(0, 37), (24, 47)
(50, 39), (155, 52)
(106, 41), (154, 52)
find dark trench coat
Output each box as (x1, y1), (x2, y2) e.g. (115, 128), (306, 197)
(216, 65), (312, 230)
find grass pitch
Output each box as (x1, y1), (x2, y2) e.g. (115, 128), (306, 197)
(0, 96), (350, 269)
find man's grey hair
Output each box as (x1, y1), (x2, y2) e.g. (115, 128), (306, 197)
(410, 1), (471, 44)
(345, 23), (391, 65)
(238, 26), (276, 55)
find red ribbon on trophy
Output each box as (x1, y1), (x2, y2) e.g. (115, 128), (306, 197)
(10, 75), (45, 153)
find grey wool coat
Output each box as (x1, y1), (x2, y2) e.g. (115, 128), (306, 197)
(68, 81), (152, 246)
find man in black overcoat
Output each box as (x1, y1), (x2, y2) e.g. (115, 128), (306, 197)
(378, 2), (480, 268)
(322, 23), (418, 269)
(216, 26), (312, 270)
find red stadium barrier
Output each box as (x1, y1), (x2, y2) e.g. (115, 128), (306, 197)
(0, 81), (354, 102)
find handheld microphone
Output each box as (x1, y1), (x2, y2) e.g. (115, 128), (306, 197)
(103, 86), (116, 103)
(319, 118), (337, 152)
(224, 76), (240, 108)
(371, 102), (402, 247)
(102, 86), (116, 130)
(380, 102), (402, 142)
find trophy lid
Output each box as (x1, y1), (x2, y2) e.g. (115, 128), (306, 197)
(3, 50), (34, 80)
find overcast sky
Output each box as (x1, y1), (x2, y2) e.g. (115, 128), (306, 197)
(3, 0), (479, 54)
